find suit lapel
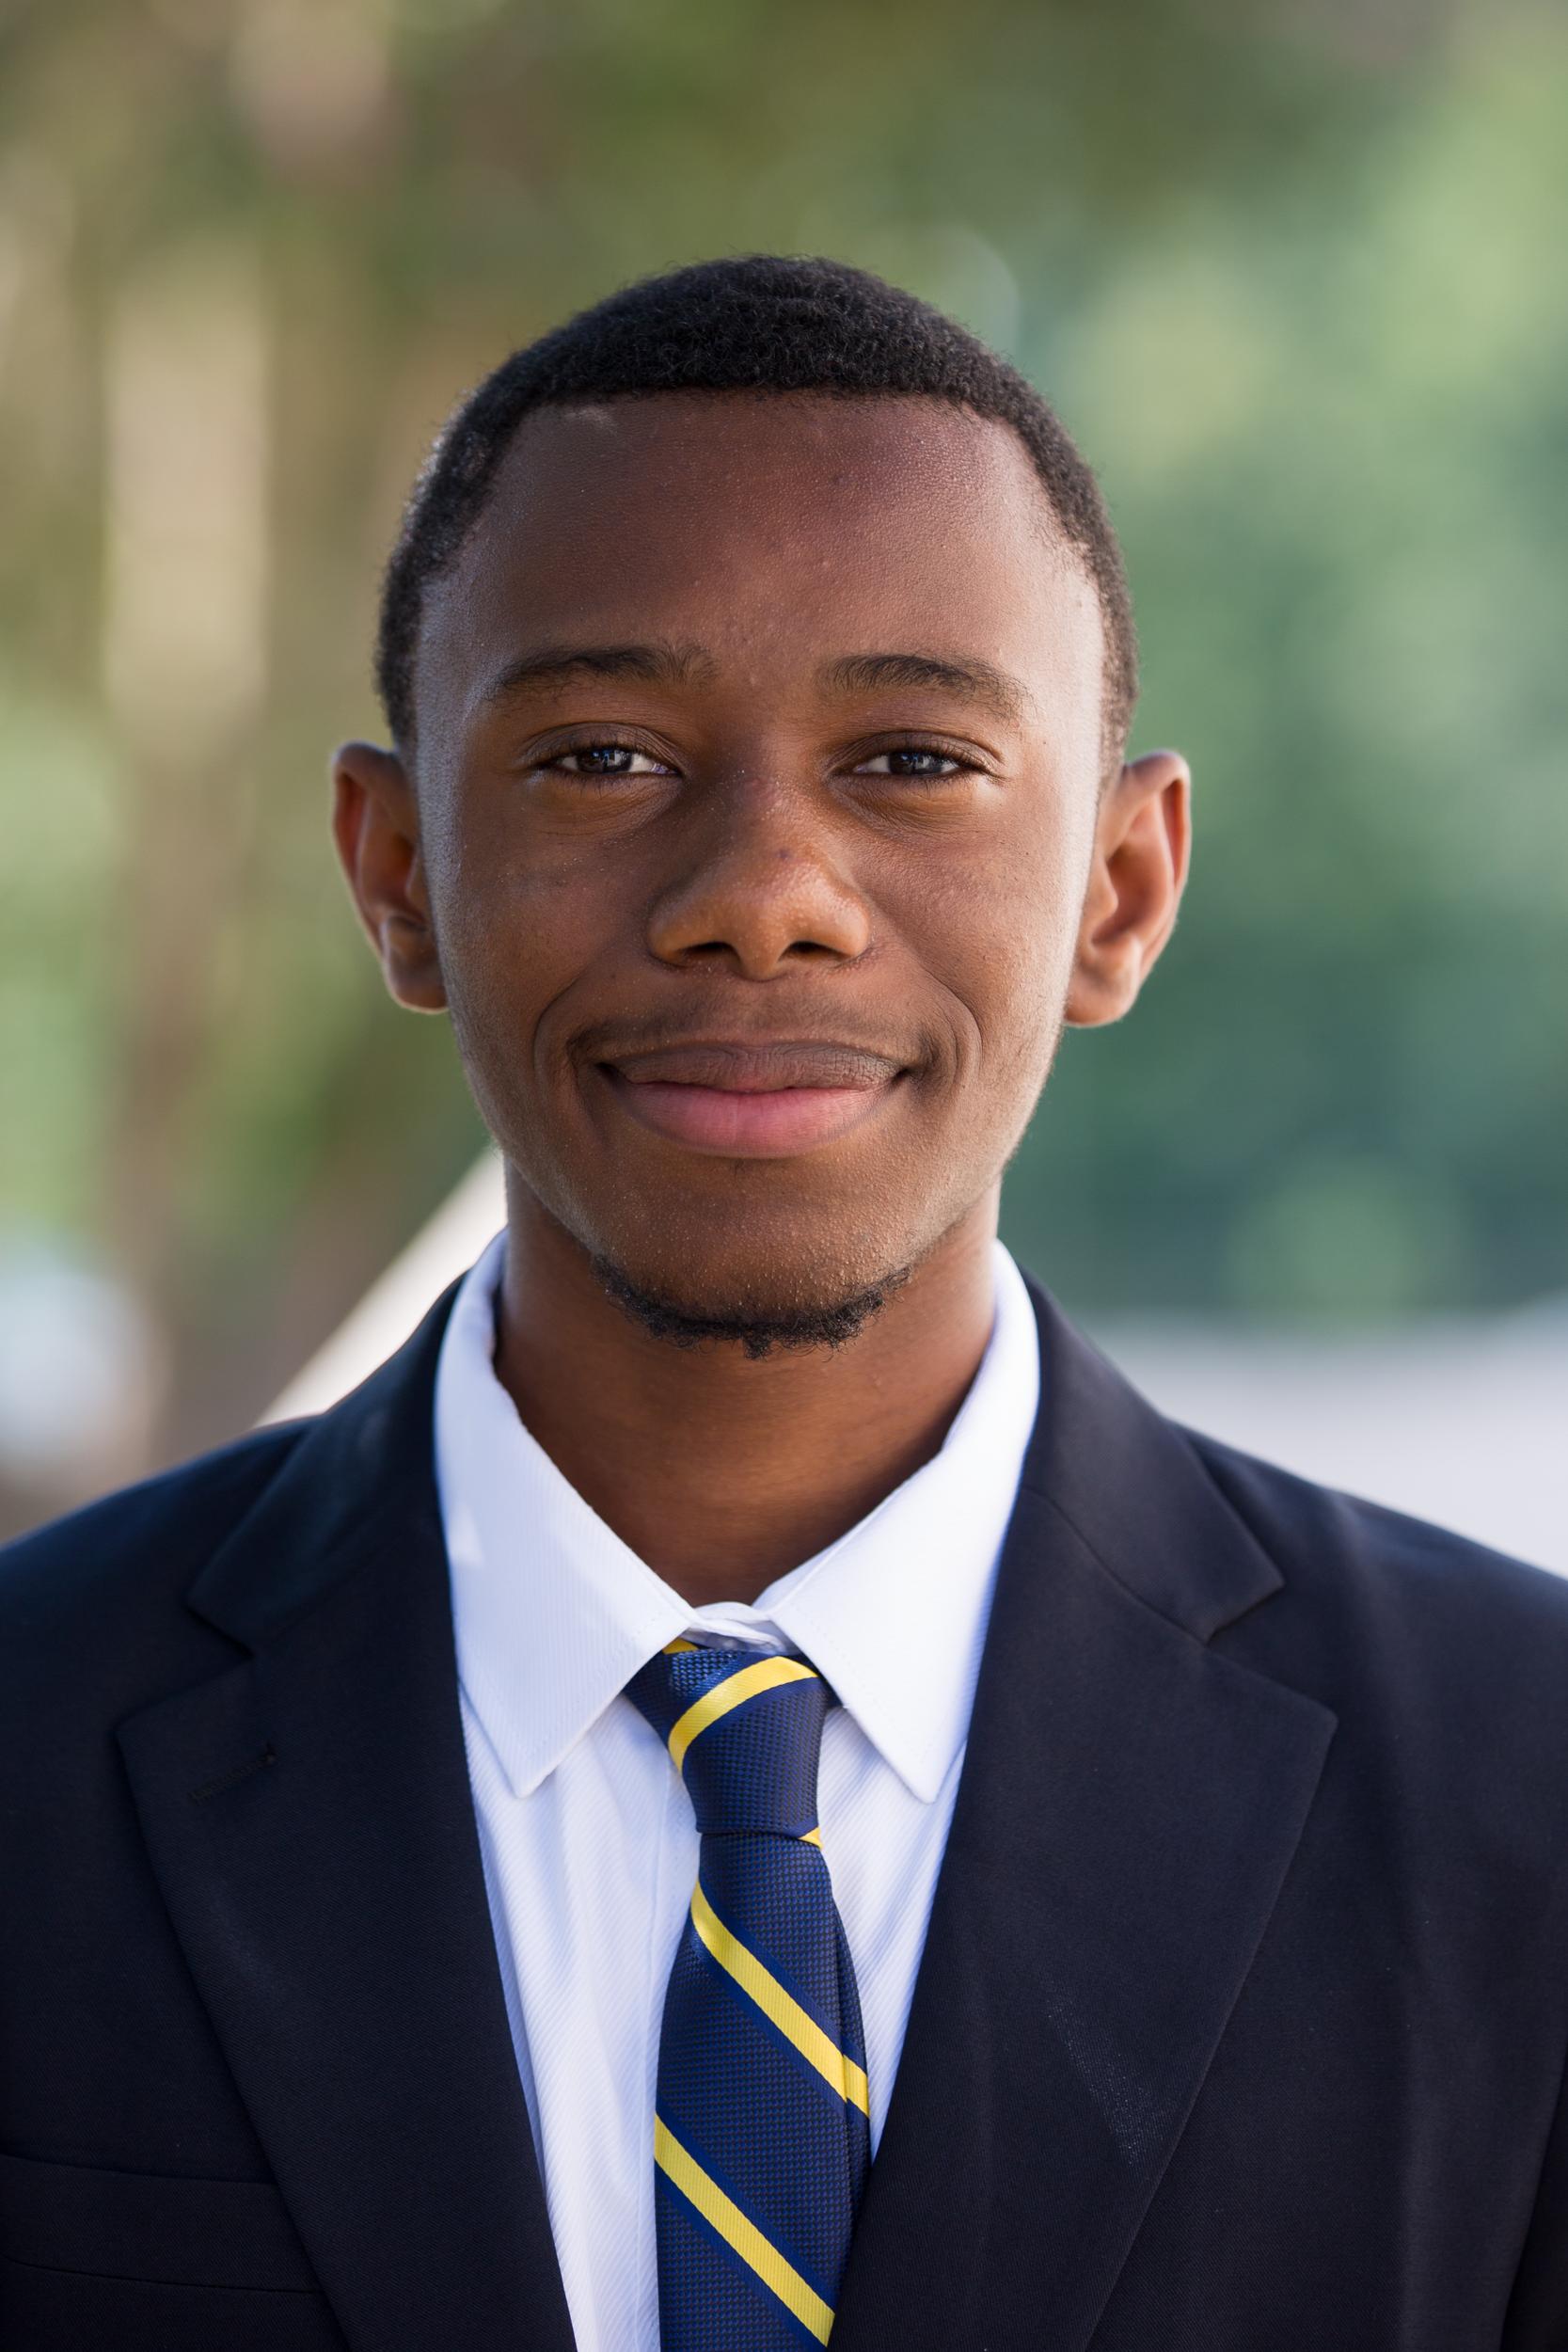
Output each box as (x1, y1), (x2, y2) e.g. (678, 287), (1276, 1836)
(118, 1294), (577, 2352)
(832, 1280), (1338, 2352)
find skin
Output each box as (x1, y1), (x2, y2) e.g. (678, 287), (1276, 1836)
(332, 392), (1190, 1603)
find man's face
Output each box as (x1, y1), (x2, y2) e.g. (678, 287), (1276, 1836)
(375, 393), (1119, 1327)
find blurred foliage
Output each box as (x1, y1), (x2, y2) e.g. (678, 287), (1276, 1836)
(0, 0), (1564, 1474)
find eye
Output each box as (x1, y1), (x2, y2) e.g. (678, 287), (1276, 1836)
(544, 742), (673, 778)
(852, 748), (969, 779)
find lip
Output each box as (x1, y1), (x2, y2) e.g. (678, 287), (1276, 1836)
(597, 1038), (906, 1158)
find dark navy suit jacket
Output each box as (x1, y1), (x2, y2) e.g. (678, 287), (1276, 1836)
(3, 1271), (1566, 2350)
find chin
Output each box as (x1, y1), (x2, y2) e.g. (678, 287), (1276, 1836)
(591, 1252), (912, 1358)
(583, 1206), (921, 1359)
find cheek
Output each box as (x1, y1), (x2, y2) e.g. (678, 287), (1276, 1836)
(911, 808), (1090, 1094)
(421, 820), (577, 1073)
(429, 766), (602, 958)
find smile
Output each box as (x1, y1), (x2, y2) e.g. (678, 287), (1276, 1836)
(596, 1041), (905, 1159)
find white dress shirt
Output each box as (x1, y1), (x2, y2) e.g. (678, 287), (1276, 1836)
(434, 1232), (1041, 2352)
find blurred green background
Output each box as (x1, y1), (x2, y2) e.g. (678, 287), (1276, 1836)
(1, 0), (1564, 1528)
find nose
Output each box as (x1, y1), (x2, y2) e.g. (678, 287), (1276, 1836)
(645, 780), (873, 979)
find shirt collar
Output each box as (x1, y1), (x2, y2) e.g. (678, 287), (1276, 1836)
(435, 1232), (1041, 1805)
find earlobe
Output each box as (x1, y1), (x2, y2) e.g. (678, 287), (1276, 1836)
(1064, 749), (1191, 1029)
(329, 739), (449, 1013)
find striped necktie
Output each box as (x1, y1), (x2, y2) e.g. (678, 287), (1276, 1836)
(625, 1638), (871, 2348)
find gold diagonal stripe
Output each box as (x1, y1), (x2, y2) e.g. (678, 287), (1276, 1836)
(800, 1826), (823, 1846)
(690, 1877), (870, 2115)
(663, 1637), (700, 1653)
(654, 2115), (835, 2344)
(667, 1655), (818, 1775)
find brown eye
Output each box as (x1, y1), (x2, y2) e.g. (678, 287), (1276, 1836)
(855, 750), (965, 778)
(549, 744), (671, 778)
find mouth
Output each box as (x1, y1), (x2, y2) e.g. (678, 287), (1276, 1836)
(595, 1039), (907, 1159)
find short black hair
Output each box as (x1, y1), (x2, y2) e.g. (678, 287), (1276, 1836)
(376, 254), (1137, 771)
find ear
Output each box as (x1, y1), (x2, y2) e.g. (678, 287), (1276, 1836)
(1064, 749), (1192, 1028)
(330, 740), (448, 1013)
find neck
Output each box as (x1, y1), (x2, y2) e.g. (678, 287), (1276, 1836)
(493, 1185), (1001, 1608)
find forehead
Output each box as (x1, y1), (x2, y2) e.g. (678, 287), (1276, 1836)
(415, 392), (1103, 744)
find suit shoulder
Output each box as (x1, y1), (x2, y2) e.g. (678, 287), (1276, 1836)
(0, 1420), (311, 1650)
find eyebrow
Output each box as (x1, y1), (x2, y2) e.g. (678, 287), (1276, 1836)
(472, 640), (1031, 727)
(474, 641), (719, 709)
(821, 652), (1031, 726)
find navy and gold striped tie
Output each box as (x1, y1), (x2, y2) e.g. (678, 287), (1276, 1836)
(626, 1638), (871, 2347)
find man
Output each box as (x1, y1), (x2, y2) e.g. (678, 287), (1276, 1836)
(1, 256), (1564, 2352)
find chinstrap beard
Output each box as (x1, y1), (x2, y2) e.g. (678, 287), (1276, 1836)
(589, 1249), (913, 1359)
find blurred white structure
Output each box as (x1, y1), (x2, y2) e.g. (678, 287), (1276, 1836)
(265, 1153), (509, 1424)
(266, 1154), (1566, 1578)
(0, 1235), (166, 1491)
(1094, 1315), (1565, 1578)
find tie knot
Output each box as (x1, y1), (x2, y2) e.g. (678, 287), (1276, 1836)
(625, 1641), (832, 1836)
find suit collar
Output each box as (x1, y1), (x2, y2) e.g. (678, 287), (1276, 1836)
(1014, 1270), (1284, 1640)
(184, 1277), (462, 1652)
(184, 1260), (1275, 1668)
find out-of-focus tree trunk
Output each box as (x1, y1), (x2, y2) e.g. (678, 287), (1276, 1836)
(99, 241), (270, 1465)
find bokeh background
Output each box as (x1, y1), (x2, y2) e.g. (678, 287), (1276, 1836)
(1, 0), (1563, 1553)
